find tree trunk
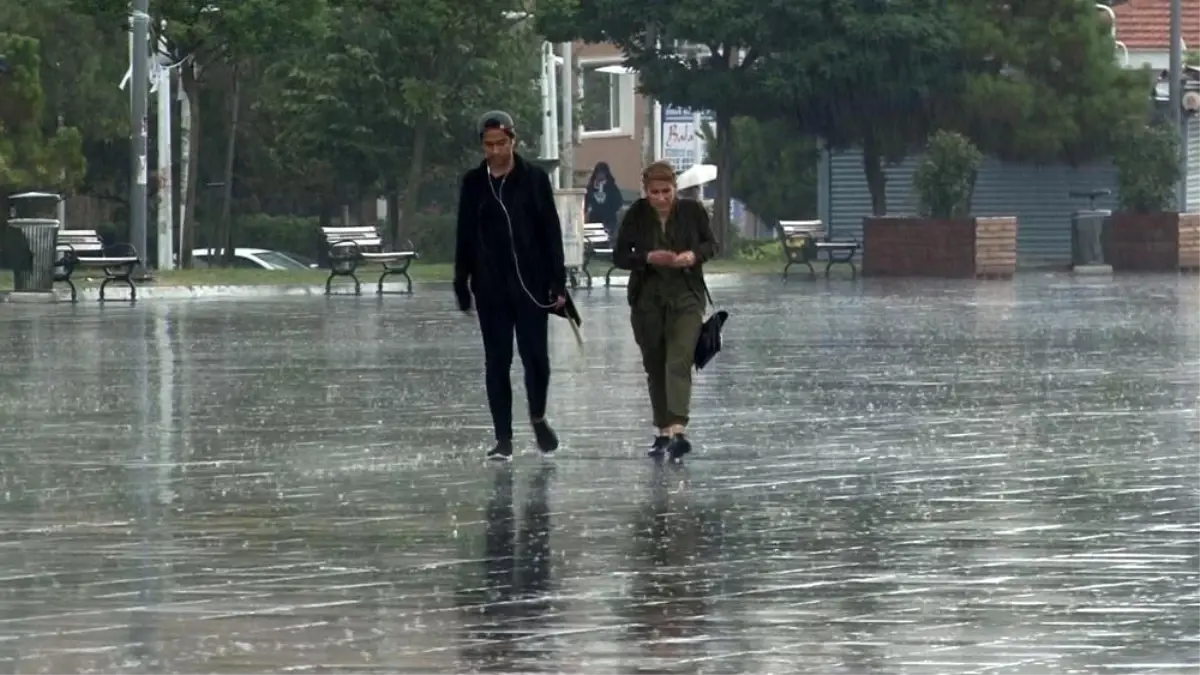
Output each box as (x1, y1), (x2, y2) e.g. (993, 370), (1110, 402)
(385, 177), (400, 247)
(713, 110), (734, 257)
(318, 193), (334, 228)
(180, 63), (201, 268)
(219, 65), (241, 265)
(397, 123), (429, 246)
(863, 135), (888, 216)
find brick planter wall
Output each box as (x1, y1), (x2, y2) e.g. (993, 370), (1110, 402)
(862, 216), (1018, 278)
(1106, 212), (1200, 272)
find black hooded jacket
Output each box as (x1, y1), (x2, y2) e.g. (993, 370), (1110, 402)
(454, 153), (567, 311)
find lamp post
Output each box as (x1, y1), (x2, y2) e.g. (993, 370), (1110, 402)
(131, 0), (150, 272)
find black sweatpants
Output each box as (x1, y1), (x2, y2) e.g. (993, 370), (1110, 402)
(476, 295), (550, 442)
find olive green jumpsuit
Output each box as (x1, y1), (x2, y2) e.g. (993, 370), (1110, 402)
(613, 198), (718, 429)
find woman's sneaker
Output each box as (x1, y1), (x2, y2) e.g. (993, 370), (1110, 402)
(666, 434), (691, 461)
(647, 436), (670, 458)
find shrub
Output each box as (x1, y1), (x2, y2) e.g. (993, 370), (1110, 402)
(912, 130), (983, 219)
(1112, 122), (1181, 213)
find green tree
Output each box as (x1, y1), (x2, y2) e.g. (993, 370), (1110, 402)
(912, 130), (983, 218)
(538, 0), (771, 254)
(942, 0), (1149, 166)
(1112, 121), (1181, 213)
(73, 0), (328, 264)
(0, 2), (125, 207)
(723, 116), (818, 227)
(754, 0), (964, 216)
(0, 33), (85, 198)
(275, 0), (541, 244)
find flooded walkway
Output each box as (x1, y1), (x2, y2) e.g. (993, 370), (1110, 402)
(0, 275), (1196, 673)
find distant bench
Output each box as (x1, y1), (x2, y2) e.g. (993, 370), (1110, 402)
(579, 222), (617, 288)
(776, 220), (860, 280)
(320, 225), (419, 295)
(54, 230), (140, 302)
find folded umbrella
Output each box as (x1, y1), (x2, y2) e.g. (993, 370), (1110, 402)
(693, 309), (728, 370)
(549, 289), (584, 346)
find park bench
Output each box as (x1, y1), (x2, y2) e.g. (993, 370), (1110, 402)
(53, 230), (141, 302)
(579, 222), (617, 288)
(320, 225), (419, 295)
(776, 220), (860, 280)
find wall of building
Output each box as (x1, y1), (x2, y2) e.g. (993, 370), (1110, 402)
(1127, 49), (1169, 70)
(570, 42), (647, 191)
(1188, 114), (1199, 213)
(826, 151), (1120, 267)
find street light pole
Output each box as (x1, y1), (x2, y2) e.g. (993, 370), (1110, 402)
(1168, 0), (1184, 210)
(131, 0), (150, 268)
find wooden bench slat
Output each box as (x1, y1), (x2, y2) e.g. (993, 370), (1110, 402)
(329, 238), (384, 247)
(360, 251), (417, 261)
(75, 255), (140, 265)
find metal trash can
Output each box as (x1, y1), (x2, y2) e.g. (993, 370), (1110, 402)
(1071, 209), (1111, 266)
(5, 192), (62, 294)
(1068, 189), (1112, 267)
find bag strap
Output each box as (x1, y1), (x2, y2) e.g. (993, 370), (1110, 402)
(682, 270), (716, 315)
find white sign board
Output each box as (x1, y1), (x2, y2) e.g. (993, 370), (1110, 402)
(661, 105), (715, 172)
(554, 188), (586, 269)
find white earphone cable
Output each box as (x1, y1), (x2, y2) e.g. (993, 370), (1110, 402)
(489, 173), (556, 310)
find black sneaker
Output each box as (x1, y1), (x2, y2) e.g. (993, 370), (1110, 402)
(487, 440), (514, 461)
(647, 436), (670, 458)
(532, 420), (559, 453)
(666, 434), (691, 461)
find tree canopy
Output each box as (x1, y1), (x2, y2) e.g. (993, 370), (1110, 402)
(0, 32), (85, 195)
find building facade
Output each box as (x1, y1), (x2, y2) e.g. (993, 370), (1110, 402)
(569, 42), (649, 194)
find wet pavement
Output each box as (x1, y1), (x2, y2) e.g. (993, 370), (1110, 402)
(0, 274), (1196, 674)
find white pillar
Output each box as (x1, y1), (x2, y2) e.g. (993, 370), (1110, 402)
(540, 44), (554, 161)
(559, 42), (573, 188)
(177, 72), (190, 264)
(653, 101), (663, 161)
(156, 65), (174, 269)
(546, 43), (560, 188)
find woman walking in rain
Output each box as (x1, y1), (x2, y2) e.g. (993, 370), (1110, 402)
(613, 161), (718, 461)
(584, 161), (625, 237)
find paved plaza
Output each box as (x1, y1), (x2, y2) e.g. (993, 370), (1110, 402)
(0, 274), (1196, 673)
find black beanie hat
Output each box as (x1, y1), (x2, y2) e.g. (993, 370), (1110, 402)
(477, 110), (515, 138)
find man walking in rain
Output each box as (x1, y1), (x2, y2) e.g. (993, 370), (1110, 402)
(453, 111), (568, 461)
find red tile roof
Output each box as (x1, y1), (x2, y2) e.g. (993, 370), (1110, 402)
(1111, 0), (1200, 50)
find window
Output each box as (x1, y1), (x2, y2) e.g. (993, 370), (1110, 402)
(229, 256), (263, 269)
(254, 251), (311, 270)
(579, 61), (633, 136)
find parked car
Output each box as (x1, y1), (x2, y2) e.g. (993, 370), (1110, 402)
(189, 248), (314, 270)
